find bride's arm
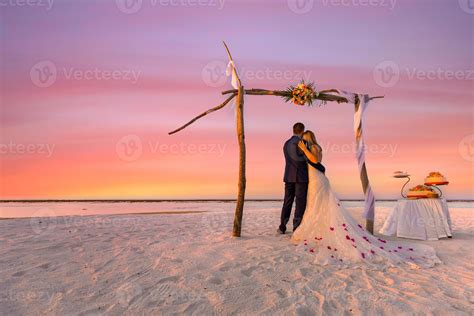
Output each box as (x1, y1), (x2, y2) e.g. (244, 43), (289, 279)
(298, 141), (319, 164)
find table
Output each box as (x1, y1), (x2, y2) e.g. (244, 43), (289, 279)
(379, 198), (452, 240)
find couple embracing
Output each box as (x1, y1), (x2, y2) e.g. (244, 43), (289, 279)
(277, 123), (440, 268)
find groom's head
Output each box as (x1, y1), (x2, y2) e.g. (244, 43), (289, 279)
(293, 122), (305, 136)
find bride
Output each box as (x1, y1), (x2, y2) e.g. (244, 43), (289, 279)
(291, 130), (440, 269)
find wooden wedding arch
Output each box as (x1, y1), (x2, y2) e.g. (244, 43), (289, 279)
(169, 42), (383, 237)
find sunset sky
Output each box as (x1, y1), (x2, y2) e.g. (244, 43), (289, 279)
(1, 0), (473, 200)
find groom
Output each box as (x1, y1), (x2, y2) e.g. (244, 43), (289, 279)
(278, 122), (308, 234)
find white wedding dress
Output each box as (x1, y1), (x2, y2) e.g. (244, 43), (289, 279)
(291, 161), (441, 269)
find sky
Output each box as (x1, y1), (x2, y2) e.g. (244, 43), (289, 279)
(0, 0), (473, 200)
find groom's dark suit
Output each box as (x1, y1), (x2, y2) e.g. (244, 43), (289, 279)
(279, 135), (309, 233)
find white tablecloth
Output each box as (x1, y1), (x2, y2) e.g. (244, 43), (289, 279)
(379, 198), (452, 240)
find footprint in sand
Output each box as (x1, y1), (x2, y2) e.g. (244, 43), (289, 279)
(276, 289), (289, 298)
(207, 276), (223, 285)
(299, 268), (312, 277)
(157, 275), (180, 284)
(12, 271), (26, 277)
(257, 260), (274, 272)
(38, 263), (50, 269)
(219, 264), (231, 272)
(296, 304), (314, 316)
(241, 266), (257, 277)
(246, 246), (260, 251)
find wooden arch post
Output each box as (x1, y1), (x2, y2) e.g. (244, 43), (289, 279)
(233, 85), (246, 237)
(169, 42), (247, 237)
(222, 42), (246, 237)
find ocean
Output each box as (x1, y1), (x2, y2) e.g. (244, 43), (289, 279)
(0, 200), (472, 219)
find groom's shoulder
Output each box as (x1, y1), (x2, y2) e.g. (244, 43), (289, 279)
(284, 136), (298, 150)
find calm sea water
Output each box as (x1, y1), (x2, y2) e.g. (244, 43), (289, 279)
(0, 201), (472, 219)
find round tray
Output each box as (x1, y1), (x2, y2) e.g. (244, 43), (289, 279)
(407, 196), (439, 200)
(425, 181), (449, 186)
(407, 192), (439, 199)
(394, 175), (410, 178)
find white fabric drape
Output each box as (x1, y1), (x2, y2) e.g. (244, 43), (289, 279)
(226, 61), (239, 89)
(337, 91), (375, 221)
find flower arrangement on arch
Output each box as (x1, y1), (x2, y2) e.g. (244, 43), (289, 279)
(283, 81), (318, 106)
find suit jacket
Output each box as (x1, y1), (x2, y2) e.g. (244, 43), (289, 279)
(283, 135), (309, 183)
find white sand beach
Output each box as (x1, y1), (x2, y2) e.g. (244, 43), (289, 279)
(0, 201), (473, 315)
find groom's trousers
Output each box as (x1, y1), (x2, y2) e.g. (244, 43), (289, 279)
(280, 182), (308, 232)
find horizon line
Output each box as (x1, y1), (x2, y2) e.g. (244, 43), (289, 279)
(1, 199), (473, 203)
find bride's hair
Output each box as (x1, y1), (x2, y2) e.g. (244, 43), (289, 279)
(303, 131), (322, 153)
